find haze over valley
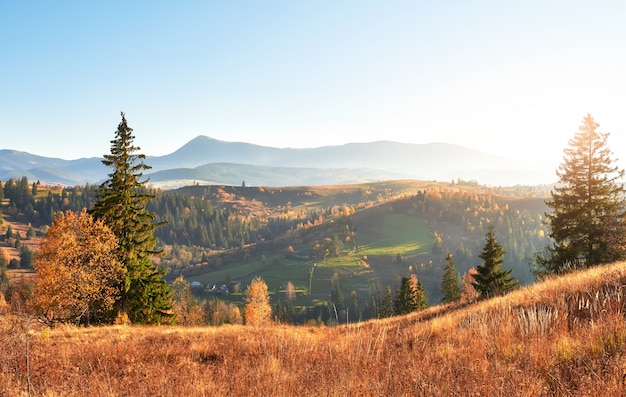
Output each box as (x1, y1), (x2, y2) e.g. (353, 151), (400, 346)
(3, 2), (626, 395)
(0, 136), (554, 188)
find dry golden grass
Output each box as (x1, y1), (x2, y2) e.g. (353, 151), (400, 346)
(3, 262), (626, 396)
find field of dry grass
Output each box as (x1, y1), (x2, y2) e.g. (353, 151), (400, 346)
(2, 261), (626, 396)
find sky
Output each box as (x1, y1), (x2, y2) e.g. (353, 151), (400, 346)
(2, 1), (626, 172)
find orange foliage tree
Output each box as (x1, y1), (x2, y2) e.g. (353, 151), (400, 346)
(32, 210), (124, 326)
(460, 268), (479, 304)
(244, 276), (272, 326)
(171, 276), (204, 326)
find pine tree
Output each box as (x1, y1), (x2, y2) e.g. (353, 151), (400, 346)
(473, 226), (518, 298)
(440, 252), (461, 303)
(330, 271), (344, 313)
(378, 286), (394, 318)
(393, 274), (427, 315)
(91, 112), (173, 324)
(537, 114), (626, 275)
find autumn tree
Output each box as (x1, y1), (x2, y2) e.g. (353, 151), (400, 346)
(285, 281), (296, 302)
(537, 114), (626, 276)
(460, 268), (479, 304)
(244, 276), (272, 326)
(440, 252), (461, 303)
(473, 226), (518, 299)
(91, 112), (173, 324)
(394, 274), (428, 315)
(204, 298), (243, 325)
(32, 210), (124, 326)
(171, 276), (204, 325)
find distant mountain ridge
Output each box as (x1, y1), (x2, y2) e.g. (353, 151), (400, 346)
(0, 137), (553, 187)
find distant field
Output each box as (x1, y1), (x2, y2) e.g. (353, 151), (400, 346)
(186, 211), (433, 308)
(358, 213), (430, 257)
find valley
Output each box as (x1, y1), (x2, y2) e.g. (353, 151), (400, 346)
(0, 178), (550, 324)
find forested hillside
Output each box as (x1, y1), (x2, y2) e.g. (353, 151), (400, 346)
(0, 177), (550, 323)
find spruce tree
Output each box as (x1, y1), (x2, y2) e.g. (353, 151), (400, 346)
(91, 112), (173, 324)
(537, 114), (626, 275)
(378, 286), (394, 318)
(440, 252), (461, 303)
(393, 274), (427, 315)
(473, 226), (518, 298)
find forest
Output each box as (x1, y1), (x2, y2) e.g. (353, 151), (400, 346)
(0, 176), (550, 324)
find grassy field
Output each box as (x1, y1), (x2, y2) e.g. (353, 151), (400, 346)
(3, 261), (626, 396)
(185, 211), (433, 309)
(358, 213), (431, 257)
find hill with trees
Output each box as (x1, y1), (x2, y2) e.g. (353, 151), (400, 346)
(2, 113), (626, 394)
(0, 176), (550, 324)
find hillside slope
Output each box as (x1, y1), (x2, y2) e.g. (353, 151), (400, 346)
(3, 262), (626, 396)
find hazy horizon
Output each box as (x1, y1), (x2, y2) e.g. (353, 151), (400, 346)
(2, 2), (625, 170)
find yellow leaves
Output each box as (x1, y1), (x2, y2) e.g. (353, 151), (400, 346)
(33, 209), (124, 325)
(244, 277), (272, 327)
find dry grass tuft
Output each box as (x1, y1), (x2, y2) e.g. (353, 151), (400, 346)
(3, 262), (626, 396)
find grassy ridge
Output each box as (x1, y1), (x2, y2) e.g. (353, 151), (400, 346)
(3, 262), (626, 396)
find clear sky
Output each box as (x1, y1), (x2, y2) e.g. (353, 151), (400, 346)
(2, 1), (626, 171)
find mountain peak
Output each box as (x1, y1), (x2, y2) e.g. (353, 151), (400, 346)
(0, 138), (554, 187)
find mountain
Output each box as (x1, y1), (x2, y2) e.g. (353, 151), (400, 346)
(146, 162), (407, 189)
(0, 137), (554, 187)
(0, 150), (104, 186)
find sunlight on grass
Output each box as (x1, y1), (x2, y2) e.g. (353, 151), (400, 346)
(359, 214), (431, 256)
(5, 262), (626, 396)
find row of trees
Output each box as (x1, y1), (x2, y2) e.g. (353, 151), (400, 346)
(172, 275), (273, 326)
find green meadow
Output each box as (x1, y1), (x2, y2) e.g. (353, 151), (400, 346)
(188, 211), (434, 309)
(358, 213), (431, 257)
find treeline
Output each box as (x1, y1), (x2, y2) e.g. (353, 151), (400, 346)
(0, 177), (325, 253)
(396, 188), (546, 284)
(1, 178), (96, 226)
(148, 192), (319, 250)
(0, 177), (547, 287)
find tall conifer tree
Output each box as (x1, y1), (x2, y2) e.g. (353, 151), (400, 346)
(440, 252), (461, 303)
(393, 274), (427, 315)
(537, 114), (626, 275)
(91, 112), (173, 324)
(473, 226), (518, 298)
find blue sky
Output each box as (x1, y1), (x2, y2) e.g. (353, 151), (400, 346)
(2, 1), (626, 171)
